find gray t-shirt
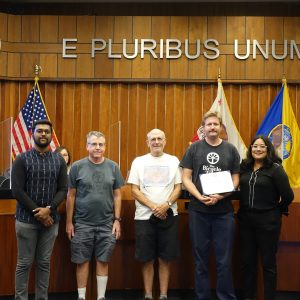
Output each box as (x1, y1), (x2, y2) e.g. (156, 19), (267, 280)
(180, 139), (240, 213)
(69, 157), (124, 226)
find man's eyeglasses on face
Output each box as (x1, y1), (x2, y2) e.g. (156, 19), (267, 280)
(88, 142), (106, 148)
(251, 145), (267, 150)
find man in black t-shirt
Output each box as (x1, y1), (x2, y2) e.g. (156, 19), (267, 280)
(180, 111), (240, 300)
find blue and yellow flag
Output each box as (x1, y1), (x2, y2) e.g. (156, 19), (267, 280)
(257, 81), (300, 188)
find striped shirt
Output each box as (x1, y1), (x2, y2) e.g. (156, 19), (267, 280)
(12, 148), (68, 225)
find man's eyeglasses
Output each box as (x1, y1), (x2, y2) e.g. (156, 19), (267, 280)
(88, 142), (106, 148)
(251, 145), (267, 150)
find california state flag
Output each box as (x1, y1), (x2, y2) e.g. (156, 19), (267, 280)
(191, 78), (247, 160)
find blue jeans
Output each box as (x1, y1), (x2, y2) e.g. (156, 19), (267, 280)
(189, 210), (236, 300)
(15, 221), (59, 300)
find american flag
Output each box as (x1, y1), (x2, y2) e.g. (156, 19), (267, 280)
(11, 80), (60, 158)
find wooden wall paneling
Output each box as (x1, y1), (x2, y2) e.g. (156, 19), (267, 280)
(249, 85), (260, 142)
(58, 16), (77, 42)
(246, 17), (265, 43)
(182, 83), (193, 149)
(76, 54), (94, 79)
(190, 83), (203, 139)
(40, 16), (58, 43)
(127, 84), (139, 170)
(114, 16), (133, 43)
(155, 84), (166, 131)
(61, 83), (75, 152)
(150, 56), (170, 79)
(239, 85), (252, 145)
(98, 83), (111, 139)
(79, 83), (93, 156)
(7, 15), (21, 42)
(0, 52), (7, 77)
(136, 84), (149, 157)
(284, 17), (300, 42)
(170, 16), (189, 41)
(133, 16), (151, 38)
(257, 85), (272, 130)
(284, 59), (300, 81)
(42, 83), (58, 136)
(169, 17), (189, 79)
(118, 83), (129, 174)
(207, 55), (226, 80)
(207, 16), (227, 44)
(188, 53), (207, 80)
(94, 53), (114, 79)
(170, 56), (189, 79)
(164, 84), (176, 155)
(0, 215), (17, 295)
(72, 84), (83, 161)
(245, 55), (265, 80)
(173, 84), (185, 158)
(77, 16), (95, 43)
(20, 53), (40, 78)
(132, 55), (151, 79)
(57, 56), (76, 79)
(147, 84), (158, 132)
(0, 13), (7, 40)
(21, 15), (40, 43)
(108, 83), (120, 166)
(40, 54), (58, 78)
(226, 55), (246, 80)
(265, 17), (283, 40)
(49, 217), (77, 292)
(277, 242), (300, 291)
(189, 16), (207, 41)
(227, 16), (245, 44)
(202, 83), (214, 114)
(151, 16), (170, 41)
(95, 16), (114, 39)
(4, 82), (18, 119)
(264, 57), (283, 80)
(7, 53), (21, 78)
(53, 83), (63, 143)
(113, 57), (132, 79)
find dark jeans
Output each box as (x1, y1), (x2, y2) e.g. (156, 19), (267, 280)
(15, 221), (59, 300)
(189, 210), (236, 300)
(238, 209), (282, 300)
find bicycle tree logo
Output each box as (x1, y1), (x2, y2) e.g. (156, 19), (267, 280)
(206, 152), (220, 165)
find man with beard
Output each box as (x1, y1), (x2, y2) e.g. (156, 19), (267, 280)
(180, 111), (240, 300)
(11, 119), (68, 300)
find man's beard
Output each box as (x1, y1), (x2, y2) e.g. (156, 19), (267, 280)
(33, 135), (51, 149)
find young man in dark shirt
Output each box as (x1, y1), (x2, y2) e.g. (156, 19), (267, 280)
(11, 119), (68, 300)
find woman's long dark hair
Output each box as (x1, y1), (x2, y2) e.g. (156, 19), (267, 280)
(54, 146), (71, 166)
(242, 135), (282, 169)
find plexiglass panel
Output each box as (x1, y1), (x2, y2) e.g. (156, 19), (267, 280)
(0, 117), (12, 190)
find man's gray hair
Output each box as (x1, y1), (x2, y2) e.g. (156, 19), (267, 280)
(87, 131), (105, 141)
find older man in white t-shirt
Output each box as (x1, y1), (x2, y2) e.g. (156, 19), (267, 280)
(127, 128), (182, 300)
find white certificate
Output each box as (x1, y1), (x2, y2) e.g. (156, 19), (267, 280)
(199, 171), (234, 195)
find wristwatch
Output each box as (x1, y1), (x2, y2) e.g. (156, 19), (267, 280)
(166, 201), (172, 207)
(114, 217), (122, 222)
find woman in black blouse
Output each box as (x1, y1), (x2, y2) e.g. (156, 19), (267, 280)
(238, 135), (294, 300)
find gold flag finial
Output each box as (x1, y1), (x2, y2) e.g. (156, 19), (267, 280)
(218, 68), (221, 79)
(34, 65), (42, 80)
(282, 74), (286, 85)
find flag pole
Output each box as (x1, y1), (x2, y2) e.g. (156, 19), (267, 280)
(32, 65), (42, 127)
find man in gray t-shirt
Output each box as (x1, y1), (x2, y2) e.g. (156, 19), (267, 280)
(66, 131), (124, 300)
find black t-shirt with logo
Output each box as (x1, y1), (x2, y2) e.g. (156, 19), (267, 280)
(180, 139), (240, 213)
